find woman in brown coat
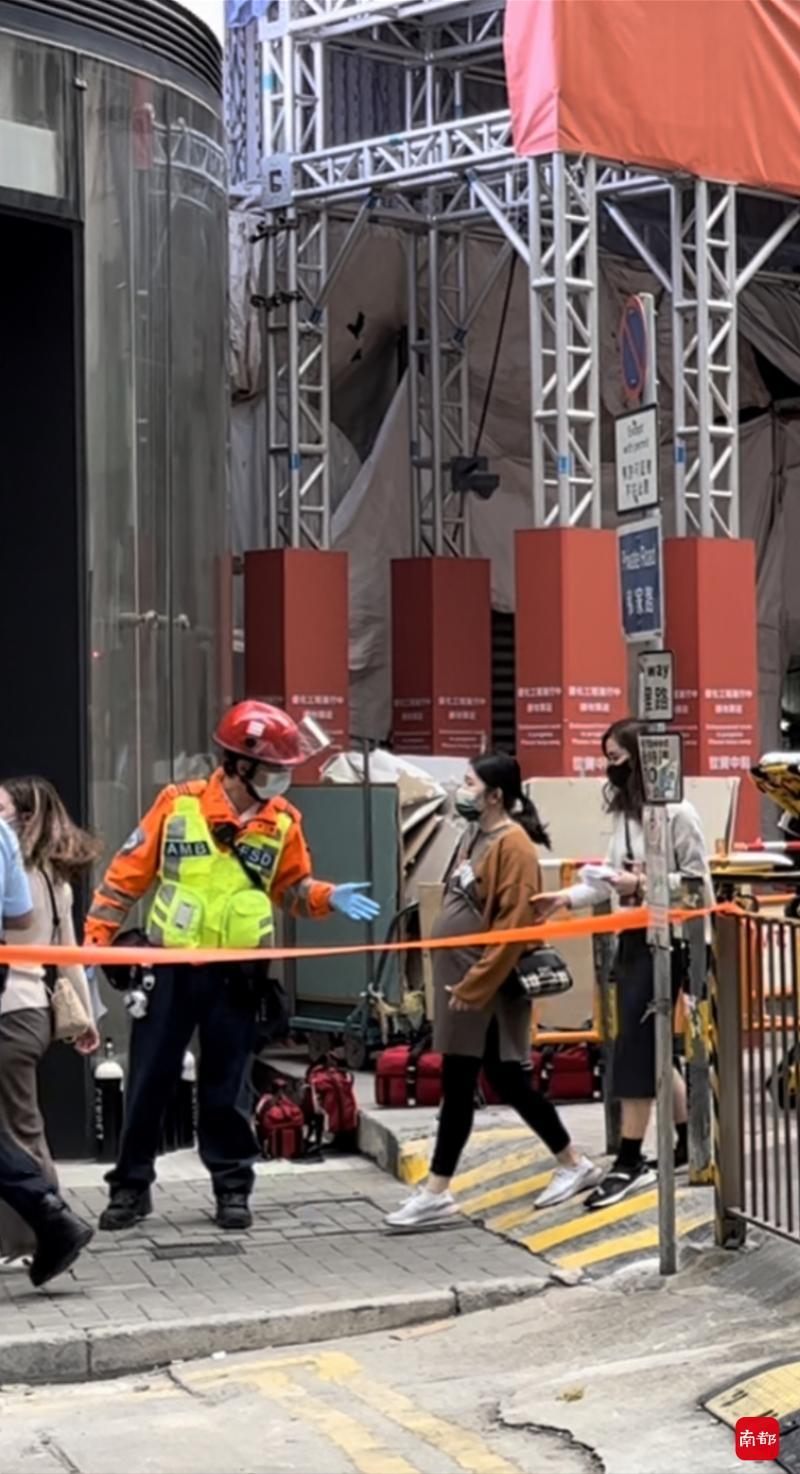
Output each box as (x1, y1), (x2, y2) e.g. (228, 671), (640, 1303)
(387, 753), (598, 1231)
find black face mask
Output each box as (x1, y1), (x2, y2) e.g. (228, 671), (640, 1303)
(606, 759), (632, 789)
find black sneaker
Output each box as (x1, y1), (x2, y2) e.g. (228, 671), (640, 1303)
(215, 1192), (252, 1231)
(29, 1194), (94, 1288)
(585, 1160), (656, 1211)
(99, 1185), (153, 1232)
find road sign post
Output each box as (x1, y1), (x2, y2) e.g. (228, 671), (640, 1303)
(638, 653), (680, 1277)
(620, 293), (678, 1274)
(643, 803), (677, 1277)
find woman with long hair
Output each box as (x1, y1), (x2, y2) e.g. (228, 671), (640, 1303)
(0, 777), (101, 1266)
(532, 718), (712, 1208)
(386, 752), (599, 1231)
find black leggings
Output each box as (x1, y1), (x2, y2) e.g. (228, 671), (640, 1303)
(430, 1020), (571, 1178)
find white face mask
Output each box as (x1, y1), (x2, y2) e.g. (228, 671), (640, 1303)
(251, 769), (292, 802)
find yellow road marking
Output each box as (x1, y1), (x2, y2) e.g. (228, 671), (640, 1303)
(459, 1168), (554, 1218)
(705, 1361), (800, 1427)
(0, 1382), (183, 1415)
(398, 1126), (535, 1186)
(183, 1351), (345, 1388)
(397, 1149), (429, 1186)
(186, 1350), (526, 1474)
(316, 1356), (527, 1474)
(489, 1196), (562, 1232)
(488, 1202), (548, 1234)
(451, 1143), (548, 1195)
(554, 1214), (709, 1271)
(521, 1188), (662, 1253)
(251, 1367), (420, 1474)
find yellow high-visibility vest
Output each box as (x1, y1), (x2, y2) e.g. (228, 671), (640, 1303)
(147, 795), (291, 949)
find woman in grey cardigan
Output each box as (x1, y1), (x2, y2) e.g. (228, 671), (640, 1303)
(533, 718), (712, 1210)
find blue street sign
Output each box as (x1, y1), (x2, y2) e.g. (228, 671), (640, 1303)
(618, 517), (662, 641)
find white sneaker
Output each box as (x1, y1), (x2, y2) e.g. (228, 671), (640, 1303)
(385, 1187), (458, 1231)
(533, 1156), (602, 1210)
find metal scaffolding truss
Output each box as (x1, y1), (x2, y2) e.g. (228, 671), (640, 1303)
(409, 228), (471, 555)
(258, 19), (332, 549)
(225, 22), (262, 186)
(279, 0), (503, 36)
(225, 0), (800, 552)
(154, 121), (227, 191)
(284, 111), (514, 204)
(529, 154), (601, 529)
(672, 181), (738, 538)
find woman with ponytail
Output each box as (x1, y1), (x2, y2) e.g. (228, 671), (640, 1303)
(386, 753), (598, 1231)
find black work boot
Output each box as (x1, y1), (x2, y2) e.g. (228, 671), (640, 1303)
(99, 1185), (153, 1232)
(215, 1191), (252, 1231)
(29, 1194), (94, 1288)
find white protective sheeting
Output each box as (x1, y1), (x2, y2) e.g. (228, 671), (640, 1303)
(331, 377), (413, 741)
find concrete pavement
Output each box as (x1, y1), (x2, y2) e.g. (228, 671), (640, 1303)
(3, 1226), (800, 1473)
(0, 1079), (717, 1386)
(0, 1152), (548, 1384)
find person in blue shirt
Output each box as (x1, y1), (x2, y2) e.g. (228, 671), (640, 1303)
(0, 815), (94, 1285)
(0, 814), (33, 932)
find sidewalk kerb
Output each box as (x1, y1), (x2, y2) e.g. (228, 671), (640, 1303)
(0, 1277), (549, 1385)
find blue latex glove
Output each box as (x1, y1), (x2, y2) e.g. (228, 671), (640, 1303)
(330, 882), (381, 923)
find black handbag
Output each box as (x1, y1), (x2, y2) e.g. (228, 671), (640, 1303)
(511, 946), (574, 1001)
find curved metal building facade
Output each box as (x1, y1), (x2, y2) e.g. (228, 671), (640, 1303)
(0, 2), (228, 1151)
(0, 0), (228, 852)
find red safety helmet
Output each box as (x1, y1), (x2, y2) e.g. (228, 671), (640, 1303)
(214, 701), (307, 768)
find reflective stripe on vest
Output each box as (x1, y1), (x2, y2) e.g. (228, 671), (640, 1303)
(147, 794), (291, 950)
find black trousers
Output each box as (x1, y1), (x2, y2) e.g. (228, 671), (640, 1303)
(0, 1128), (53, 1227)
(430, 1019), (571, 1178)
(108, 963), (258, 1196)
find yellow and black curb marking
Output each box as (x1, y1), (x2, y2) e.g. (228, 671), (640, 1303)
(398, 1125), (713, 1277)
(705, 1358), (800, 1428)
(704, 1357), (800, 1471)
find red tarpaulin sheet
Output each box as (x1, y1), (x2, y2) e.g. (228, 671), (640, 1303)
(504, 0), (800, 197)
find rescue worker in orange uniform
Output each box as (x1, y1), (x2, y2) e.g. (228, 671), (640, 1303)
(85, 701), (379, 1232)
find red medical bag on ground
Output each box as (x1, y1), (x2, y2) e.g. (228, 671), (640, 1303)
(306, 1057), (359, 1144)
(374, 1045), (443, 1108)
(255, 1084), (305, 1159)
(540, 1043), (599, 1103)
(478, 1049), (545, 1106)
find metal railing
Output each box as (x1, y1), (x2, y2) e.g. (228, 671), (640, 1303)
(715, 911), (800, 1246)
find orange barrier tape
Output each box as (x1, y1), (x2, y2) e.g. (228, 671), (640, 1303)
(0, 903), (735, 971)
